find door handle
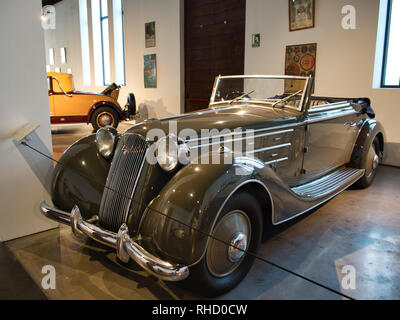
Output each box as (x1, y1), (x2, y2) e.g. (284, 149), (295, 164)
(344, 122), (357, 128)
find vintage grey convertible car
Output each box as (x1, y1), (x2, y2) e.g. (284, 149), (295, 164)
(41, 75), (384, 296)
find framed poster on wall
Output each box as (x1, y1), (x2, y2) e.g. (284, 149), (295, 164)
(145, 21), (156, 48)
(284, 43), (317, 92)
(252, 33), (261, 47)
(144, 54), (157, 88)
(289, 0), (315, 32)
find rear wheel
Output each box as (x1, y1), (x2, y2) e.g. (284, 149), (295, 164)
(184, 191), (263, 297)
(91, 106), (119, 131)
(354, 136), (381, 188)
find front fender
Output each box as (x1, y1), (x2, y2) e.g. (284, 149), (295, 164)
(51, 134), (110, 219)
(138, 153), (272, 266)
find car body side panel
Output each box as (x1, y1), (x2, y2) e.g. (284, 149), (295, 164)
(137, 150), (357, 266)
(52, 93), (120, 117)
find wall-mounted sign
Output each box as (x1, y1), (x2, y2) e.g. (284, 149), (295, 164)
(252, 33), (261, 48)
(145, 21), (156, 48)
(285, 43), (317, 92)
(289, 0), (315, 32)
(144, 54), (157, 88)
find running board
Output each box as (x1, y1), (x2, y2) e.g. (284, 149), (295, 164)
(291, 167), (365, 199)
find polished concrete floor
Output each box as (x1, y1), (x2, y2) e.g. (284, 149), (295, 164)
(0, 243), (46, 300)
(3, 123), (400, 300)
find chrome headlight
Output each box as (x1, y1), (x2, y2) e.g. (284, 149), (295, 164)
(156, 134), (190, 172)
(96, 126), (118, 158)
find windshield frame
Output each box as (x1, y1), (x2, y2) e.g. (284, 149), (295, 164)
(209, 75), (311, 112)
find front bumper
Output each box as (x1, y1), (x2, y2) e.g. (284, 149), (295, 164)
(40, 202), (189, 282)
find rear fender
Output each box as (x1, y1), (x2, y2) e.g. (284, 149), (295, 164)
(87, 100), (125, 123)
(350, 119), (385, 168)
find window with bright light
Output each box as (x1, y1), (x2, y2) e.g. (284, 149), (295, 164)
(79, 0), (91, 86)
(92, 0), (111, 86)
(80, 0), (125, 87)
(382, 0), (400, 87)
(113, 0), (126, 86)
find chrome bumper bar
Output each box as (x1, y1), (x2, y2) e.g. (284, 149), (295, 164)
(40, 202), (189, 282)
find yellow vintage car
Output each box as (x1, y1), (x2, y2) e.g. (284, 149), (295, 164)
(47, 72), (135, 130)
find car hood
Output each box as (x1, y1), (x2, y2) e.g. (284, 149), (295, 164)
(126, 103), (303, 139)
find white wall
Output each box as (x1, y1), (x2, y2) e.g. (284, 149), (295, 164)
(123, 0), (184, 118)
(44, 0), (184, 119)
(0, 0), (57, 241)
(44, 0), (81, 79)
(245, 0), (400, 166)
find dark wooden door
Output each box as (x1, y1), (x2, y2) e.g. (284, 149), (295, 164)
(184, 0), (246, 113)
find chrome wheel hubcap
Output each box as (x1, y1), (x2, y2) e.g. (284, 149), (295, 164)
(228, 232), (247, 262)
(366, 143), (379, 178)
(206, 210), (251, 278)
(372, 154), (379, 170)
(97, 112), (113, 127)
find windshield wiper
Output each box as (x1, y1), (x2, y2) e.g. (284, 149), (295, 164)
(272, 90), (303, 107)
(229, 90), (256, 104)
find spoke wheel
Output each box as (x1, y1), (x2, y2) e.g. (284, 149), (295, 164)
(206, 210), (251, 278)
(91, 106), (119, 131)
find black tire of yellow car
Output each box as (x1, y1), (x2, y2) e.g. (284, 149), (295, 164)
(353, 136), (380, 189)
(182, 191), (263, 297)
(91, 106), (119, 131)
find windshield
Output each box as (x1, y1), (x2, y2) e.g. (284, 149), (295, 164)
(211, 76), (309, 111)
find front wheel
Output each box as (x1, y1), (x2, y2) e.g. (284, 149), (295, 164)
(91, 106), (119, 131)
(183, 191), (263, 297)
(354, 136), (381, 189)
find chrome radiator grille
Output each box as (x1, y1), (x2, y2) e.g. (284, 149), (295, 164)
(98, 133), (148, 232)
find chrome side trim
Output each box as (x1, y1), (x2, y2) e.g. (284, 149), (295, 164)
(186, 108), (357, 149)
(265, 157), (289, 165)
(246, 143), (291, 155)
(189, 179), (274, 267)
(186, 128), (294, 144)
(306, 110), (356, 124)
(308, 102), (351, 113)
(192, 132), (293, 150)
(40, 202), (189, 282)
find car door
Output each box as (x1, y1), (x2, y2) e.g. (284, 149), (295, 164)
(302, 102), (360, 181)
